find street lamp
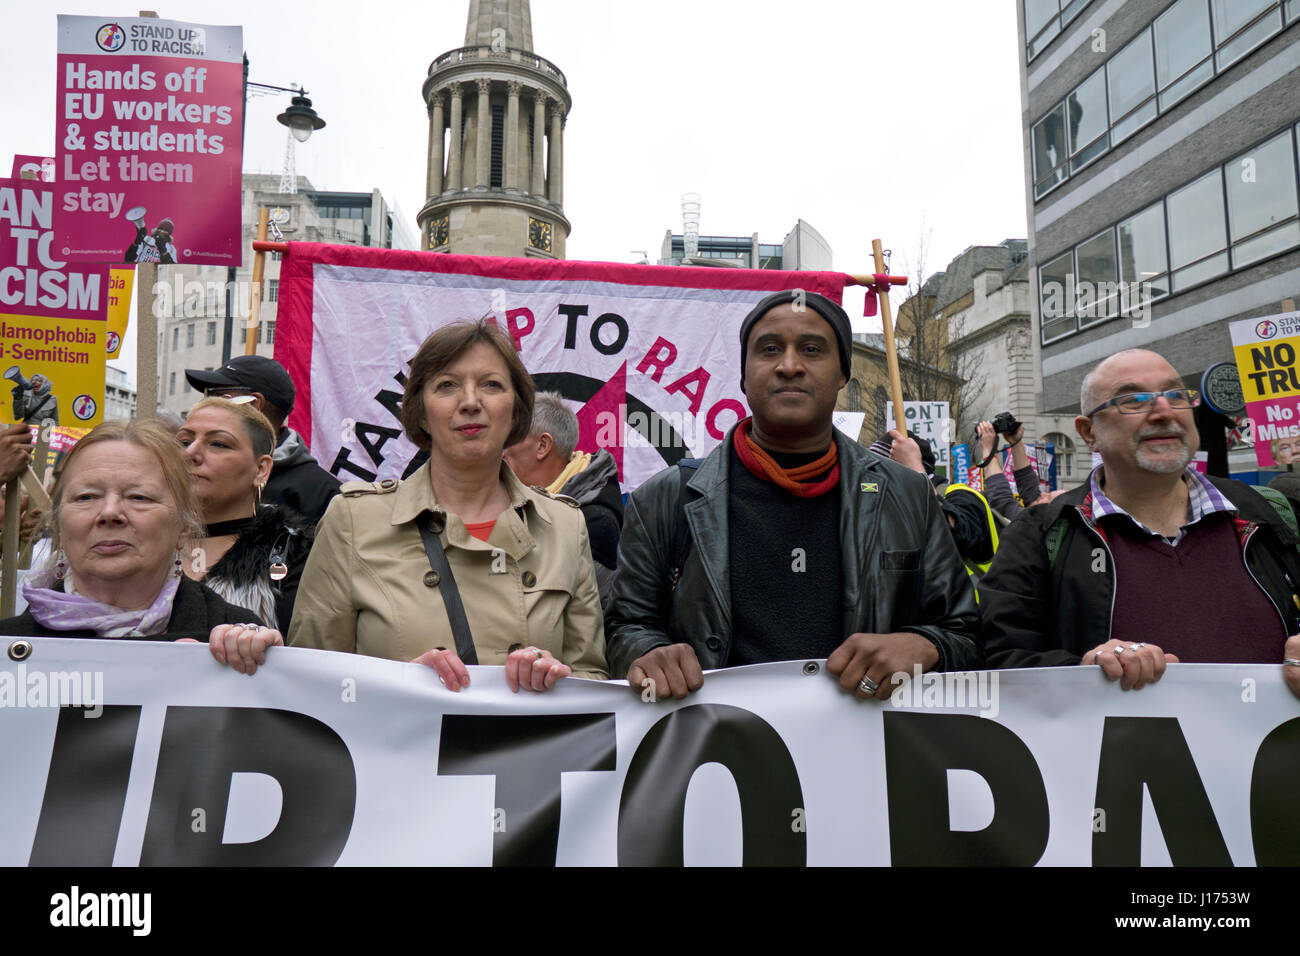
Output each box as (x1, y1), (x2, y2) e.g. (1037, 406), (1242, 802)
(275, 92), (327, 142)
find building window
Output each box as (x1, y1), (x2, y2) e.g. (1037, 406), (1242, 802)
(267, 279), (279, 303)
(845, 379), (862, 412)
(1075, 227), (1119, 326)
(1032, 104), (1068, 199)
(186, 324), (195, 348)
(260, 321), (276, 345)
(1154, 0), (1215, 110)
(1039, 251), (1076, 342)
(1107, 30), (1157, 144)
(1213, 0), (1284, 71)
(272, 251), (282, 262)
(169, 372), (176, 395)
(207, 321), (217, 345)
(490, 104), (505, 188)
(1032, 0), (1292, 200)
(1117, 200), (1170, 302)
(1025, 0), (1092, 61)
(1167, 168), (1229, 291)
(1045, 432), (1076, 479)
(1067, 67), (1109, 173)
(1225, 130), (1300, 268)
(172, 327), (179, 350)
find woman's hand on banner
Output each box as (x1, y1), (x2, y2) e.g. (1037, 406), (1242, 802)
(413, 646), (472, 692)
(505, 646), (571, 693)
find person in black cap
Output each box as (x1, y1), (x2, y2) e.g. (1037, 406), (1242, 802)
(185, 355), (340, 527)
(605, 289), (979, 700)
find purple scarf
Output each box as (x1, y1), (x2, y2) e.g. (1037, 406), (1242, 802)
(21, 559), (181, 638)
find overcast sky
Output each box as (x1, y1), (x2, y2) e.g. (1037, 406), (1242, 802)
(2, 0), (1028, 383)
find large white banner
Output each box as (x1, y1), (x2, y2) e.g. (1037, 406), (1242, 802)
(273, 244), (852, 491)
(2, 637), (1295, 866)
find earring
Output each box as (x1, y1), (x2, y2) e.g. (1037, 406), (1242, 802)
(173, 551), (184, 580)
(54, 549), (68, 580)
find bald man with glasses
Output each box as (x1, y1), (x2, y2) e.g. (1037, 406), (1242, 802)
(979, 348), (1300, 697)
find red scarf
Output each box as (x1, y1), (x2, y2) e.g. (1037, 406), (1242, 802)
(733, 418), (839, 498)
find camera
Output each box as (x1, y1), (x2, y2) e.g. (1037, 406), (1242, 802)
(972, 412), (1022, 443)
(991, 412), (1022, 436)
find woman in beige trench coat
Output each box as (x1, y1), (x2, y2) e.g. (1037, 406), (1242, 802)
(288, 320), (608, 691)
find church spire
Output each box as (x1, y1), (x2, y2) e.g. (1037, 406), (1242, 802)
(465, 0), (533, 52)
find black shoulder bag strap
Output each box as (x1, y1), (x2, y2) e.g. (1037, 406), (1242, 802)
(416, 513), (478, 665)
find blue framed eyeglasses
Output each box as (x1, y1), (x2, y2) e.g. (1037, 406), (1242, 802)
(1085, 388), (1201, 417)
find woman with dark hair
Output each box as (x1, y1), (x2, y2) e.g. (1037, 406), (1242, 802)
(177, 397), (313, 634)
(290, 320), (607, 691)
(1, 419), (280, 673)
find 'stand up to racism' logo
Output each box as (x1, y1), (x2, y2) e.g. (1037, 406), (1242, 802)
(1257, 318), (1279, 339)
(72, 395), (98, 421)
(95, 22), (127, 51)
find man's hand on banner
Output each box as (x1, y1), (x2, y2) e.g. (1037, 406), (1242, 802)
(0, 423), (35, 483)
(207, 623), (284, 675)
(827, 632), (939, 701)
(627, 643), (705, 701)
(1284, 634), (1300, 699)
(412, 646), (472, 692)
(1082, 639), (1178, 690)
(504, 646), (571, 693)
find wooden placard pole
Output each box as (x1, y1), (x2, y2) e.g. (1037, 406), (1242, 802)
(18, 432), (51, 571)
(1, 479), (19, 617)
(872, 239), (908, 435)
(244, 208), (270, 355)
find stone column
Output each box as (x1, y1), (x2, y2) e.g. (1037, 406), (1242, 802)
(505, 81), (520, 190)
(531, 94), (546, 196)
(475, 78), (492, 187)
(447, 84), (463, 190)
(427, 92), (444, 198)
(547, 103), (564, 205)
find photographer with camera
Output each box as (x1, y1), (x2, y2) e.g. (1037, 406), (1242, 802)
(973, 413), (1043, 520)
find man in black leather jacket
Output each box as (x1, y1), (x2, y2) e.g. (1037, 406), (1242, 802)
(604, 290), (980, 699)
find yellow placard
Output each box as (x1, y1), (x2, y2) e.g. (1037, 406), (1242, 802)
(1233, 339), (1300, 402)
(105, 267), (132, 360)
(0, 313), (105, 428)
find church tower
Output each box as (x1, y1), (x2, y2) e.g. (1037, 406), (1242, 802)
(418, 0), (571, 258)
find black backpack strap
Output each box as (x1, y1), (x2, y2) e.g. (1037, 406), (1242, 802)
(416, 513), (478, 665)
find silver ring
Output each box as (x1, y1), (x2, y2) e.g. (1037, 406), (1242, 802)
(1130, 643), (1146, 650)
(1284, 658), (1300, 667)
(1113, 646), (1124, 656)
(858, 676), (879, 695)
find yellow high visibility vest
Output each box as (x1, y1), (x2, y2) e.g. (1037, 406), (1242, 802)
(943, 483), (1000, 597)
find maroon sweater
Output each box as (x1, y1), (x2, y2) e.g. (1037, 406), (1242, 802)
(1105, 512), (1287, 663)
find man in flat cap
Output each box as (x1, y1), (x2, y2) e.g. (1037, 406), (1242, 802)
(186, 355), (340, 526)
(605, 290), (979, 700)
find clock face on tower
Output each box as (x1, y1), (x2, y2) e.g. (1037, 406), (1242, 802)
(429, 215), (449, 248)
(528, 217), (553, 253)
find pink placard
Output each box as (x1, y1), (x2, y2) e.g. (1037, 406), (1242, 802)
(11, 155), (56, 182)
(54, 16), (243, 266)
(1245, 394), (1300, 467)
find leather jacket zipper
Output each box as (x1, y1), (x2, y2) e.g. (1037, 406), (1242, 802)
(1241, 522), (1292, 635)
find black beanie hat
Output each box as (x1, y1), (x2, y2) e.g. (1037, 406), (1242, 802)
(739, 290), (852, 392)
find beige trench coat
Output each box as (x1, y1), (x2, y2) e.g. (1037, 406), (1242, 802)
(288, 461), (608, 678)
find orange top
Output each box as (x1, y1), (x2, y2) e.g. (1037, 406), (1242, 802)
(464, 519), (496, 542)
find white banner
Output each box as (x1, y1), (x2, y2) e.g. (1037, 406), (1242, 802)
(273, 244), (851, 491)
(2, 637), (1295, 866)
